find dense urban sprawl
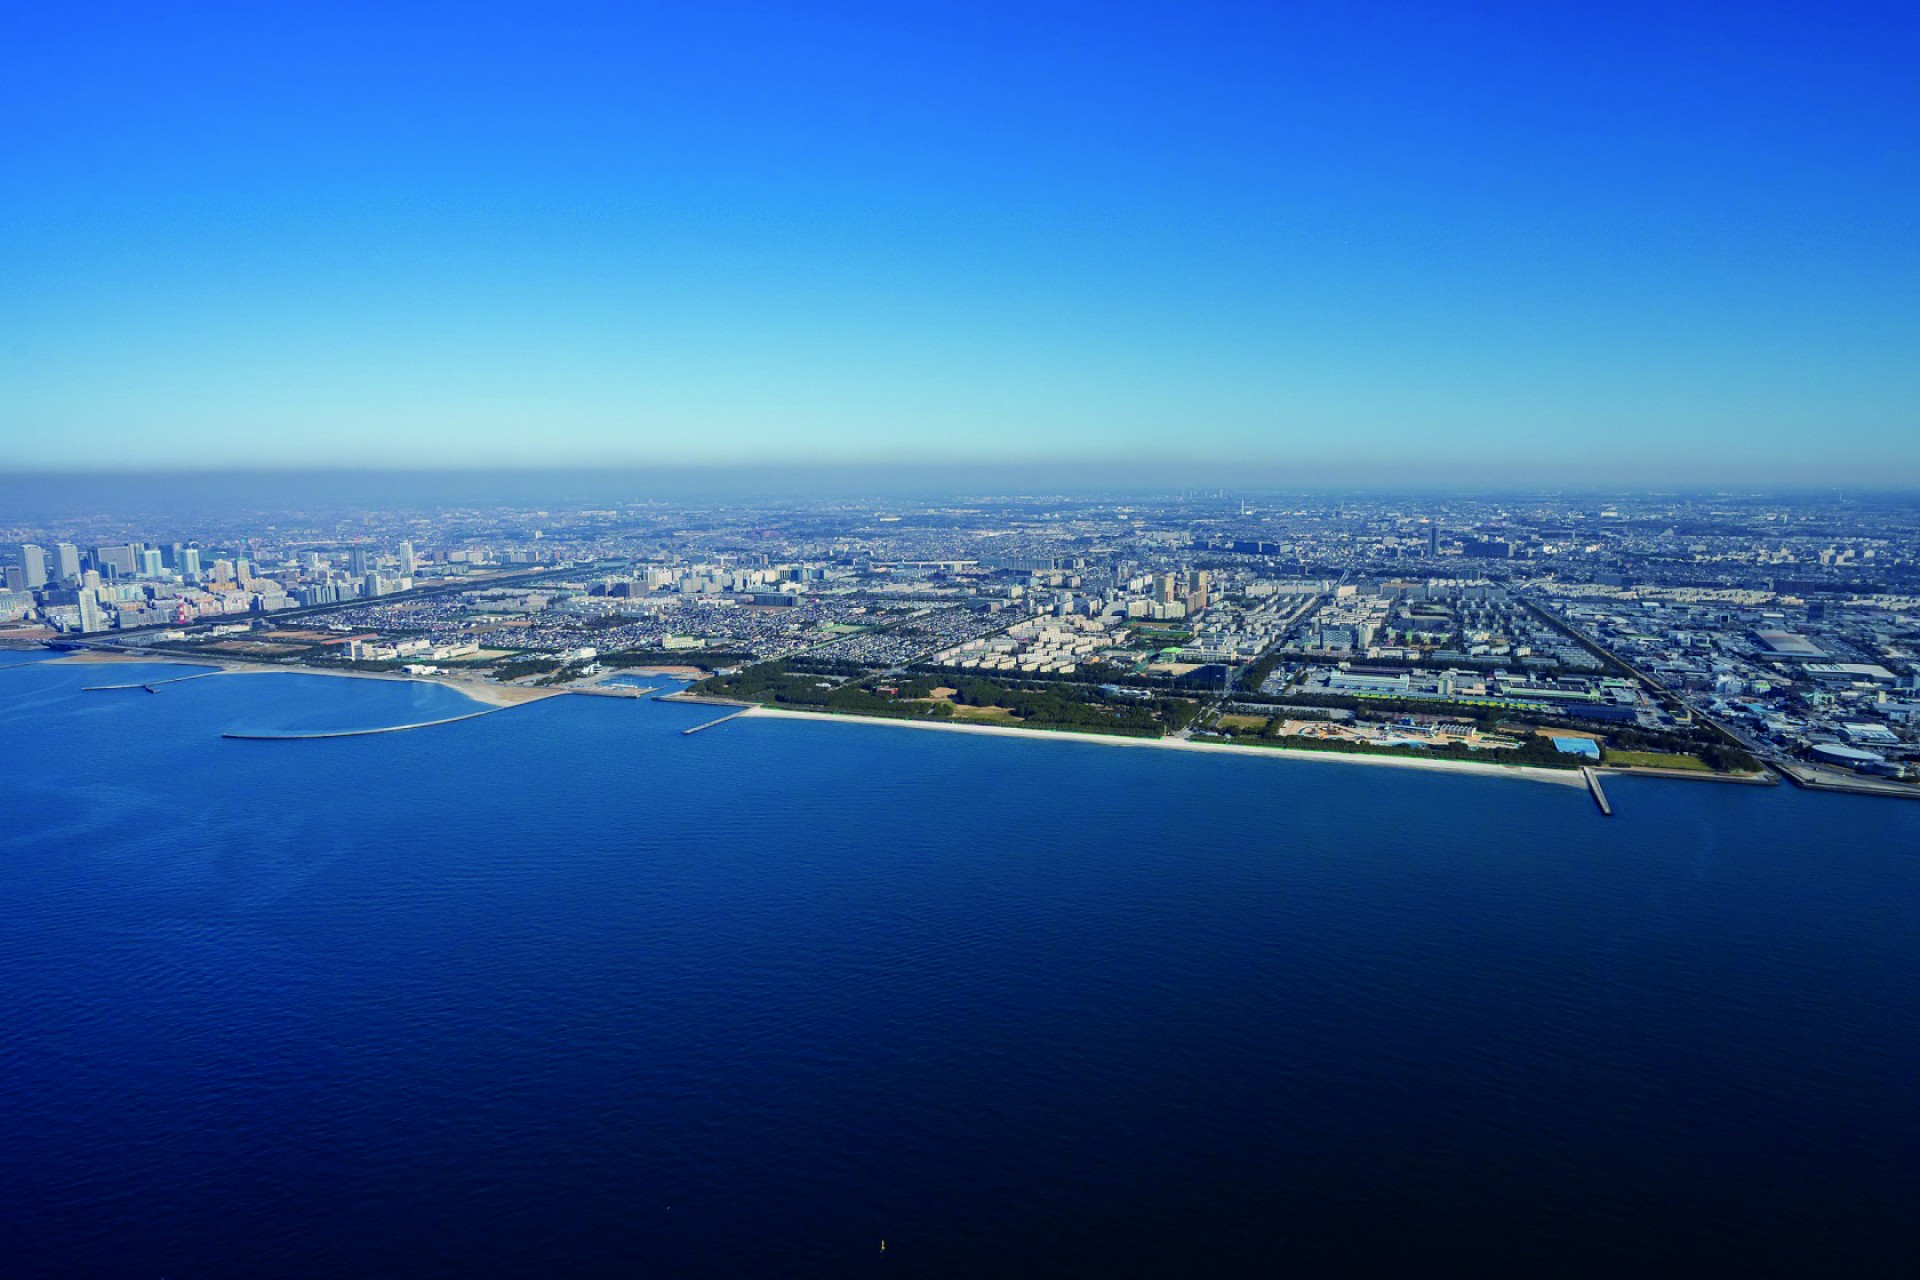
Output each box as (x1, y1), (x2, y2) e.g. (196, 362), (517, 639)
(7, 491), (1917, 795)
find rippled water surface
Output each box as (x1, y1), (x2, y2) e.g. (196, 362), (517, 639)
(4, 658), (1919, 1277)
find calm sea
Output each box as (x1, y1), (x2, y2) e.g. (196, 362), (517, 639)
(4, 655), (1919, 1277)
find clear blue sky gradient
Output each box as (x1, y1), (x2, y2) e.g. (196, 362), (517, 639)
(3, 1), (1916, 482)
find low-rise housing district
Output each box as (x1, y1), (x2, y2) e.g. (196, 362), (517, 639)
(6, 491), (1917, 797)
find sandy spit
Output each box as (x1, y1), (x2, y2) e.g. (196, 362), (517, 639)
(51, 650), (562, 709)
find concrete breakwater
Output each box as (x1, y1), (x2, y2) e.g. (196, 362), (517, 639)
(1584, 767), (1613, 815)
(223, 709), (504, 740)
(682, 709), (751, 735)
(84, 671), (224, 691)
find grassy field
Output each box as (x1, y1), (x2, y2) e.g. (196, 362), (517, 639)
(947, 703), (1019, 722)
(1216, 713), (1270, 732)
(206, 640), (303, 656)
(1605, 749), (1710, 771)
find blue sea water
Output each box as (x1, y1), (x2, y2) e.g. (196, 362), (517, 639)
(3, 657), (1919, 1277)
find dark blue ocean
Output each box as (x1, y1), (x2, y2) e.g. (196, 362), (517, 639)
(5, 653), (1919, 1277)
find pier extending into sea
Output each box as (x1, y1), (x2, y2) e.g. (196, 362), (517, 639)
(1584, 767), (1613, 816)
(83, 670), (223, 692)
(683, 709), (751, 735)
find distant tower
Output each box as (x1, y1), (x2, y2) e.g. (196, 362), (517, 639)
(76, 589), (105, 633)
(94, 544), (138, 579)
(13, 543), (47, 589)
(349, 546), (371, 576)
(399, 541), (416, 575)
(1426, 524), (1440, 557)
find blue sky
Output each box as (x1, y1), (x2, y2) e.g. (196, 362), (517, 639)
(3, 1), (1915, 483)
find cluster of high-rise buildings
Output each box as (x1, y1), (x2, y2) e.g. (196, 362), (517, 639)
(1, 538), (431, 634)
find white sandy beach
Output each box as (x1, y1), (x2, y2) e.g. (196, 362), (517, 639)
(738, 705), (1587, 787)
(50, 651), (1583, 786)
(50, 651), (560, 709)
(216, 666), (560, 708)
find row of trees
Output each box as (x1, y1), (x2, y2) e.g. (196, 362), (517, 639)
(697, 662), (843, 705)
(1208, 718), (1580, 768)
(781, 656), (883, 676)
(698, 664), (1207, 737)
(602, 649), (753, 670)
(1210, 704), (1759, 773)
(492, 656), (562, 680)
(1236, 650), (1285, 693)
(943, 677), (1172, 735)
(1604, 723), (1759, 772)
(1238, 689), (1532, 727)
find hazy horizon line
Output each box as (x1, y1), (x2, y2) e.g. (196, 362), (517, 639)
(5, 457), (1919, 493)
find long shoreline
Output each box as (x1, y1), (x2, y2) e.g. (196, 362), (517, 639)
(46, 651), (561, 710)
(736, 705), (1588, 787)
(27, 651), (1825, 792)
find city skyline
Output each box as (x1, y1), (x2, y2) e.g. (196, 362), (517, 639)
(5, 2), (1917, 481)
(8, 484), (1918, 796)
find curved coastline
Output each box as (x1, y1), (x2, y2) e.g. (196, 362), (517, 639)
(737, 704), (1588, 787)
(44, 649), (563, 736)
(50, 650), (558, 710)
(45, 652), (1623, 787)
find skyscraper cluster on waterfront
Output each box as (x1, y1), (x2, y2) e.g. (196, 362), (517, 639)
(0, 538), (434, 634)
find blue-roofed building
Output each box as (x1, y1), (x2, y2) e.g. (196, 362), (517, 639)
(1551, 737), (1602, 759)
